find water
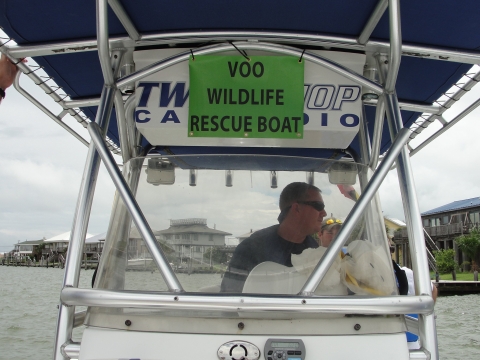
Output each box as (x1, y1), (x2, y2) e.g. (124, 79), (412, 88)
(1, 266), (479, 359)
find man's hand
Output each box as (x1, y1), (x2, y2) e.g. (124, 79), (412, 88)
(337, 184), (359, 202)
(0, 54), (21, 90)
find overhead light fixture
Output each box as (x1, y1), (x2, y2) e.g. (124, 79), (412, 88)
(270, 171), (278, 189)
(146, 159), (175, 186)
(306, 171), (314, 185)
(189, 169), (197, 186)
(225, 170), (233, 187)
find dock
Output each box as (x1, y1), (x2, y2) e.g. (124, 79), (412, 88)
(434, 281), (480, 296)
(0, 257), (98, 269)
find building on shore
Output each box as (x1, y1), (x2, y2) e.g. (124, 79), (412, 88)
(44, 231), (94, 253)
(84, 232), (106, 259)
(384, 217), (406, 238)
(155, 218), (232, 268)
(9, 232), (100, 261)
(394, 196), (480, 268)
(12, 239), (46, 260)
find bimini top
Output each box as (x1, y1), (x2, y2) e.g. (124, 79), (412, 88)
(1, 0), (479, 158)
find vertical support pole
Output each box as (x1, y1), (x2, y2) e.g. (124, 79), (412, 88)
(53, 86), (116, 360)
(369, 95), (386, 169)
(385, 0), (402, 93)
(54, 2), (122, 358)
(110, 49), (130, 163)
(97, 0), (114, 86)
(124, 94), (140, 158)
(115, 88), (131, 162)
(384, 93), (438, 359)
(381, 2), (437, 356)
(359, 106), (372, 167)
(358, 106), (377, 242)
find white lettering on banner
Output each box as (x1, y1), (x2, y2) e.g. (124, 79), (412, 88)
(133, 49), (366, 148)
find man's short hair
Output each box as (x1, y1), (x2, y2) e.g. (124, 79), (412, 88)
(279, 182), (321, 210)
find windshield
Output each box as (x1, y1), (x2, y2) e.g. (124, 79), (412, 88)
(93, 155), (396, 297)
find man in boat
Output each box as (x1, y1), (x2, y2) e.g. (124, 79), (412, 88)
(220, 182), (327, 293)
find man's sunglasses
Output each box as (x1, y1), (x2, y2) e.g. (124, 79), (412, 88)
(297, 201), (325, 212)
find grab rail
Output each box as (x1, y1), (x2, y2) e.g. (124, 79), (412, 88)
(61, 287), (434, 315)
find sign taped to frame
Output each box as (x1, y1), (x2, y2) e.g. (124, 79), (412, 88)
(188, 56), (304, 139)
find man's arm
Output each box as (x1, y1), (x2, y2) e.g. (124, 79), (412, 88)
(0, 55), (20, 102)
(0, 55), (26, 103)
(432, 282), (438, 303)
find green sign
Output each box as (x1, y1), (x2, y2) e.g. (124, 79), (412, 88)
(188, 55), (304, 139)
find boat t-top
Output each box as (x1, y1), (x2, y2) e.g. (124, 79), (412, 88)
(2, 1), (480, 359)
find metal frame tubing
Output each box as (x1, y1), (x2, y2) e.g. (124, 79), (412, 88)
(109, 48), (132, 162)
(61, 287), (433, 315)
(55, 4), (124, 356)
(114, 89), (131, 161)
(66, 92), (440, 118)
(1, 42), (121, 155)
(124, 94), (140, 157)
(97, 0), (114, 86)
(13, 72), (89, 147)
(364, 98), (441, 114)
(405, 68), (480, 159)
(108, 0), (140, 41)
(62, 342), (80, 359)
(385, 0), (402, 93)
(300, 127), (410, 295)
(409, 96), (480, 157)
(405, 315), (419, 335)
(359, 107), (372, 166)
(408, 68), (480, 143)
(384, 93), (438, 360)
(64, 97), (107, 108)
(377, 9), (437, 353)
(73, 311), (86, 328)
(357, 0), (388, 45)
(8, 31), (480, 65)
(357, 106), (376, 240)
(117, 42), (383, 95)
(369, 95), (386, 169)
(88, 122), (183, 292)
(53, 85), (116, 360)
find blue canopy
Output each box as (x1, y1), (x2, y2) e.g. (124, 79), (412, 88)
(1, 0), (479, 159)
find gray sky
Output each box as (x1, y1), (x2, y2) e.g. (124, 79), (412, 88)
(1, 59), (479, 252)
